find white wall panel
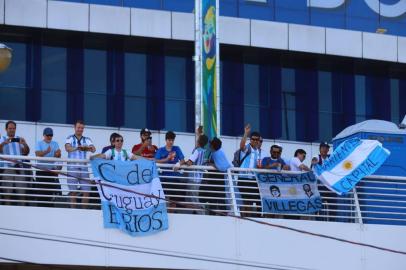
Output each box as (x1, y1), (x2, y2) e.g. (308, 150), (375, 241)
(397, 36), (406, 64)
(289, 24), (326, 54)
(131, 8), (171, 39)
(90, 4), (130, 35)
(5, 0), (46, 28)
(219, 16), (250, 46)
(171, 12), (194, 41)
(250, 20), (288, 50)
(326, 28), (362, 58)
(1, 206), (406, 270)
(363, 32), (397, 62)
(48, 1), (89, 32)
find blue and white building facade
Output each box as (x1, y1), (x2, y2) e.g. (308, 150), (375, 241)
(0, 0), (406, 157)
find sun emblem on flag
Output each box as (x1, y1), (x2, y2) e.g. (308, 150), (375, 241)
(343, 160), (353, 170)
(288, 187), (297, 195)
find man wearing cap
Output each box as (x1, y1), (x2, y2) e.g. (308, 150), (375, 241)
(35, 127), (62, 206)
(311, 142), (331, 167)
(132, 128), (158, 159)
(312, 142), (336, 221)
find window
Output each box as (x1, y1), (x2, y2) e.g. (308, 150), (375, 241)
(41, 46), (67, 123)
(164, 56), (188, 132)
(124, 52), (147, 129)
(84, 48), (107, 126)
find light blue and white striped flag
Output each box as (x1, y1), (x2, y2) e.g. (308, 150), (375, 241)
(313, 138), (390, 195)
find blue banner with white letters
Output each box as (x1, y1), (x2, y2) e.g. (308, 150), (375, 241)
(91, 159), (168, 237)
(256, 172), (322, 214)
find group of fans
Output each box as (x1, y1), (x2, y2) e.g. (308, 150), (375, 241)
(0, 120), (332, 214)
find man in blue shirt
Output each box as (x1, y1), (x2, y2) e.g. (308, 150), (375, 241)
(155, 131), (186, 211)
(199, 137), (232, 213)
(35, 127), (62, 206)
(261, 144), (289, 171)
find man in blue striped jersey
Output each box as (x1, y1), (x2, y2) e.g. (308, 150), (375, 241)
(237, 124), (262, 216)
(65, 120), (96, 208)
(0, 121), (30, 205)
(185, 127), (209, 213)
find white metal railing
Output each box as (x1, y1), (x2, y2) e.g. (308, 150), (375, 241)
(0, 155), (405, 225)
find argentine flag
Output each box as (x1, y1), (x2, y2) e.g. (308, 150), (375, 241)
(313, 138), (390, 195)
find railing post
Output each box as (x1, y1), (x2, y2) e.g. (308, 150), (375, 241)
(352, 187), (363, 225)
(227, 168), (240, 217)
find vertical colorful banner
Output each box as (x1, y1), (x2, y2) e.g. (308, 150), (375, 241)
(200, 0), (219, 139)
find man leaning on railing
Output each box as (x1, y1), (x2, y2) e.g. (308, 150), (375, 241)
(65, 120), (96, 209)
(0, 120), (30, 206)
(34, 127), (62, 207)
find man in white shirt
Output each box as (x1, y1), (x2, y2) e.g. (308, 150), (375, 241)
(65, 120), (96, 208)
(290, 149), (311, 172)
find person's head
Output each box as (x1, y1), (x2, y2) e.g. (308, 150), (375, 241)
(113, 134), (124, 149)
(209, 137), (222, 151)
(5, 120), (16, 137)
(43, 127), (54, 143)
(294, 149), (307, 162)
(270, 185), (281, 197)
(319, 142), (330, 156)
(303, 184), (311, 193)
(165, 131), (176, 148)
(109, 132), (120, 146)
(197, 134), (209, 148)
(249, 131), (261, 149)
(140, 128), (152, 143)
(270, 144), (283, 159)
(74, 120), (85, 137)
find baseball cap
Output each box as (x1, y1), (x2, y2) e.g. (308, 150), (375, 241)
(43, 127), (53, 136)
(320, 142), (330, 148)
(140, 128), (151, 136)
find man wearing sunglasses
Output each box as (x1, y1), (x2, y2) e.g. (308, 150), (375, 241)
(261, 144), (289, 171)
(35, 127), (62, 206)
(237, 124), (262, 216)
(132, 128), (158, 160)
(91, 134), (137, 161)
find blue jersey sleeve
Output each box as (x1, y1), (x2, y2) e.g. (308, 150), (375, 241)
(175, 146), (184, 160)
(155, 148), (163, 160)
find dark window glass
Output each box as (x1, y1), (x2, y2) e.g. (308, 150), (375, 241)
(244, 64), (260, 132)
(124, 52), (147, 128)
(41, 46), (67, 123)
(355, 74), (366, 123)
(164, 56), (188, 132)
(281, 68), (296, 141)
(318, 71), (332, 142)
(84, 48), (107, 126)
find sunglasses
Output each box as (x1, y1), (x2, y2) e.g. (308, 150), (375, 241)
(45, 134), (53, 137)
(115, 139), (123, 142)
